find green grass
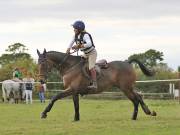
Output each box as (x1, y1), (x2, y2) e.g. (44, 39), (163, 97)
(0, 99), (180, 135)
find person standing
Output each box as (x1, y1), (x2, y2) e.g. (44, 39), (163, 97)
(23, 73), (34, 104)
(38, 80), (46, 103)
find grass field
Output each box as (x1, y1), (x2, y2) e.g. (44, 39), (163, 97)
(0, 99), (180, 135)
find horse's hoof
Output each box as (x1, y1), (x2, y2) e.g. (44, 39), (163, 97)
(131, 117), (137, 120)
(74, 118), (80, 121)
(151, 111), (157, 116)
(73, 119), (80, 122)
(41, 112), (47, 119)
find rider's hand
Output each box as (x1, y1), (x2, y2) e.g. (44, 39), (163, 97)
(72, 44), (84, 50)
(66, 48), (71, 54)
(72, 45), (79, 50)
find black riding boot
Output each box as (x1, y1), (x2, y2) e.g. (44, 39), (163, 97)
(87, 68), (97, 89)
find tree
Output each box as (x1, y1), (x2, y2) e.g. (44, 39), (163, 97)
(0, 43), (37, 81)
(0, 43), (31, 65)
(128, 49), (176, 93)
(5, 43), (28, 54)
(128, 49), (164, 67)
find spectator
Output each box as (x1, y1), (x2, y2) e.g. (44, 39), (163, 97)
(38, 80), (46, 103)
(23, 73), (34, 104)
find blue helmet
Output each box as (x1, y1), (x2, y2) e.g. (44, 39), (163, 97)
(72, 20), (85, 31)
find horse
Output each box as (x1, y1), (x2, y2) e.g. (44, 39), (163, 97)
(37, 49), (157, 121)
(2, 79), (24, 103)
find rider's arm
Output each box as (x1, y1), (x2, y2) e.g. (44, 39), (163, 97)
(68, 36), (75, 49)
(43, 84), (47, 91)
(32, 79), (35, 90)
(82, 34), (92, 48)
(66, 36), (75, 53)
(13, 71), (15, 78)
(75, 34), (92, 49)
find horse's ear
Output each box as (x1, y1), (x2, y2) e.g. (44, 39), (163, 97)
(43, 48), (47, 54)
(37, 49), (40, 56)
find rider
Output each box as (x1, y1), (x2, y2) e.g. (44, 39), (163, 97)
(66, 20), (98, 89)
(12, 67), (23, 98)
(13, 67), (22, 81)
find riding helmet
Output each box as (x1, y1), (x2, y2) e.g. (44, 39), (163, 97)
(72, 20), (85, 31)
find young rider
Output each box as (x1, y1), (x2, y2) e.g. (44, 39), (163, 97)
(66, 20), (97, 89)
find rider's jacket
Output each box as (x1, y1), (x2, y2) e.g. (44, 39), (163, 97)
(68, 32), (95, 54)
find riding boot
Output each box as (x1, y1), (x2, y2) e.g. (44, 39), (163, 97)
(87, 68), (97, 89)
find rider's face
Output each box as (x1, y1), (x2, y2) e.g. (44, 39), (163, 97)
(74, 28), (80, 35)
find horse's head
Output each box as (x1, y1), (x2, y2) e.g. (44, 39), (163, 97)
(37, 49), (52, 81)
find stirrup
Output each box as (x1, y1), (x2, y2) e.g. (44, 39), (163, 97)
(87, 85), (97, 89)
(87, 81), (97, 89)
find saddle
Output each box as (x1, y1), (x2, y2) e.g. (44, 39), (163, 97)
(12, 78), (22, 82)
(82, 59), (109, 80)
(95, 59), (109, 69)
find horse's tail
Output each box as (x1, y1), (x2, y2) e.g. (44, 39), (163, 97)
(2, 82), (6, 102)
(128, 59), (155, 76)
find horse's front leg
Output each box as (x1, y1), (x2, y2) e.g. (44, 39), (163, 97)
(73, 94), (80, 121)
(41, 87), (73, 119)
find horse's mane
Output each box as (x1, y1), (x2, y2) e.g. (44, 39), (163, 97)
(46, 51), (81, 63)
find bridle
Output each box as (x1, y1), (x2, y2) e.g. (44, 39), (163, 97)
(38, 56), (50, 80)
(38, 50), (82, 79)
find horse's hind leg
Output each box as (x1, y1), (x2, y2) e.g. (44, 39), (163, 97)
(136, 93), (157, 116)
(73, 94), (80, 121)
(6, 91), (11, 103)
(14, 91), (19, 104)
(121, 85), (140, 120)
(41, 88), (73, 119)
(122, 84), (156, 120)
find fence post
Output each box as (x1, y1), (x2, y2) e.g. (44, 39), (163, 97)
(178, 66), (180, 104)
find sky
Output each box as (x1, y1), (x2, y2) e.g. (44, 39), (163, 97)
(0, 0), (180, 70)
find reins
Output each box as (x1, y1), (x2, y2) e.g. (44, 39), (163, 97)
(58, 50), (82, 75)
(63, 57), (84, 75)
(58, 50), (78, 67)
(70, 49), (79, 55)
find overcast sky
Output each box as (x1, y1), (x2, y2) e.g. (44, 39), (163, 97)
(0, 0), (180, 70)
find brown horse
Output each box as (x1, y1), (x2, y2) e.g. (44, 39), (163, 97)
(37, 49), (156, 121)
